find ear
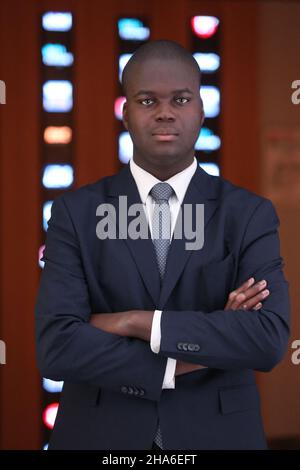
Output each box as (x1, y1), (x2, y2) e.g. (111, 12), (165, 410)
(199, 97), (205, 127)
(122, 100), (128, 130)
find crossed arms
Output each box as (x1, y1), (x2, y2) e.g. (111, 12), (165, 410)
(89, 277), (271, 377)
(35, 195), (290, 401)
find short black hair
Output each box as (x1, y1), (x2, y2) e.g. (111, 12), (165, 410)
(121, 39), (201, 96)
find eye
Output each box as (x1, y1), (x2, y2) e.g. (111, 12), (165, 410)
(140, 98), (154, 106)
(176, 97), (190, 104)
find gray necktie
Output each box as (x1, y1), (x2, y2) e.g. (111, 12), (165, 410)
(150, 182), (174, 449)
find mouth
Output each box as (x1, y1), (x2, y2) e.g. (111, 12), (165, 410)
(152, 130), (179, 142)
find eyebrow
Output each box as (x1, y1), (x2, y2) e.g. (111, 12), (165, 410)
(133, 88), (194, 97)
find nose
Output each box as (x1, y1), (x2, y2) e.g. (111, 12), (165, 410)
(155, 102), (176, 122)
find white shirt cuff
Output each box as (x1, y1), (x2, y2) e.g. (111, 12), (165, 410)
(163, 358), (176, 389)
(150, 310), (162, 354)
(150, 310), (176, 389)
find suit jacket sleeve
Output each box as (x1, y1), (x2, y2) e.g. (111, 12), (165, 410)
(35, 195), (167, 402)
(159, 198), (291, 372)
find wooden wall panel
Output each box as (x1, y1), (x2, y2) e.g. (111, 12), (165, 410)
(0, 0), (41, 450)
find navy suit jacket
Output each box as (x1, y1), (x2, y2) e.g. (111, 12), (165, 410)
(35, 164), (290, 450)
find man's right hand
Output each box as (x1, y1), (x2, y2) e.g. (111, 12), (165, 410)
(175, 278), (270, 376)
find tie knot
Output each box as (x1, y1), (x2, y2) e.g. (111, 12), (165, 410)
(150, 182), (174, 203)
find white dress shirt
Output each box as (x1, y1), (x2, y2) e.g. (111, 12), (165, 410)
(129, 156), (198, 389)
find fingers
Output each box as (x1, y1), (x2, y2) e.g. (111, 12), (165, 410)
(253, 302), (262, 311)
(230, 277), (255, 298)
(225, 277), (254, 309)
(225, 278), (270, 311)
(230, 280), (269, 310)
(240, 289), (269, 310)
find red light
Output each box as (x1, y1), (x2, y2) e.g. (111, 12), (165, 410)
(191, 16), (219, 39)
(43, 402), (59, 429)
(38, 244), (45, 268)
(114, 96), (126, 120)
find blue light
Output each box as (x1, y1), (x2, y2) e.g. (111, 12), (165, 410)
(199, 162), (220, 176)
(119, 132), (133, 164)
(42, 164), (74, 189)
(118, 18), (150, 41)
(200, 86), (220, 118)
(43, 378), (64, 393)
(42, 12), (72, 32)
(193, 53), (220, 73)
(43, 201), (53, 231)
(43, 443), (49, 450)
(43, 80), (73, 112)
(119, 53), (133, 82)
(42, 44), (74, 67)
(195, 127), (221, 152)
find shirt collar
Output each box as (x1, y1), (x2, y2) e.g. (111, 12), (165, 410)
(129, 157), (198, 205)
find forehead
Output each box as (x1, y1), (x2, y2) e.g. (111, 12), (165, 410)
(126, 58), (199, 95)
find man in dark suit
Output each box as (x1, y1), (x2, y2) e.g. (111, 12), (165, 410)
(35, 40), (290, 450)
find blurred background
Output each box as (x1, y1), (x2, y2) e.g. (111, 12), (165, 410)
(0, 0), (299, 450)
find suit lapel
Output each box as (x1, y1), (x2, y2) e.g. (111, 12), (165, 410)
(158, 167), (219, 308)
(107, 165), (161, 305)
(106, 164), (220, 308)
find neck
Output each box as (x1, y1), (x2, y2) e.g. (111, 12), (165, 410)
(133, 156), (194, 181)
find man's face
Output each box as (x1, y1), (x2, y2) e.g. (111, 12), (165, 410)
(122, 58), (204, 170)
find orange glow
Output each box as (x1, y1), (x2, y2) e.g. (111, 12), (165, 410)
(44, 126), (72, 144)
